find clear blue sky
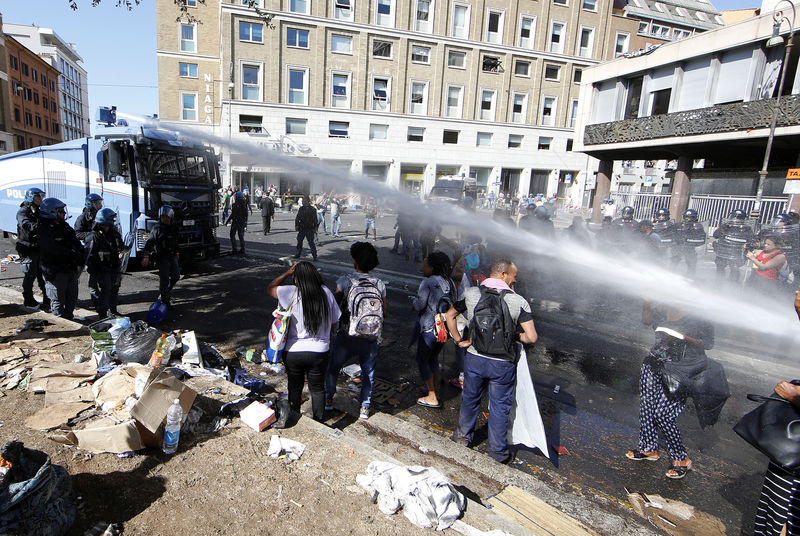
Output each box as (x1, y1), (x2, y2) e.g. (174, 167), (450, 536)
(0, 0), (760, 134)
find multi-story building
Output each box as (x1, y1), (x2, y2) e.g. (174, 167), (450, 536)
(0, 16), (14, 155)
(4, 24), (90, 142)
(5, 35), (61, 151)
(156, 0), (638, 204)
(623, 0), (724, 51)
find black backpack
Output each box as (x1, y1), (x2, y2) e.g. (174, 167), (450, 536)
(468, 287), (516, 361)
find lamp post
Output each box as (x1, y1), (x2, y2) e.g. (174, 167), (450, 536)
(754, 0), (796, 219)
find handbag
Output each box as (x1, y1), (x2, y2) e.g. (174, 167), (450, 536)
(265, 291), (296, 364)
(733, 392), (800, 470)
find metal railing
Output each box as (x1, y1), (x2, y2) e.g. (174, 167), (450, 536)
(688, 194), (788, 227)
(610, 192), (672, 220)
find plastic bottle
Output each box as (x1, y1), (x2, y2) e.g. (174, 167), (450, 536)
(149, 334), (168, 367)
(162, 398), (182, 455)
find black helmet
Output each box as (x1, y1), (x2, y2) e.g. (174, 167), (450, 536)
(655, 207), (670, 221)
(95, 208), (117, 226)
(732, 209), (747, 220)
(621, 206), (634, 218)
(773, 213), (793, 226)
(39, 198), (66, 220)
(158, 206), (175, 221)
(683, 208), (698, 222)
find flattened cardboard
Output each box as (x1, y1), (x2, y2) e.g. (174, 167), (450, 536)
(44, 385), (95, 407)
(49, 420), (144, 454)
(26, 402), (93, 430)
(130, 368), (196, 434)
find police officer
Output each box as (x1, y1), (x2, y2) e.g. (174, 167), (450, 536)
(15, 187), (49, 309)
(74, 193), (104, 310)
(760, 213), (800, 286)
(38, 198), (85, 320)
(84, 208), (125, 318)
(141, 206), (180, 307)
(519, 206), (555, 239)
(226, 191), (248, 256)
(672, 209), (706, 275)
(712, 209), (755, 283)
(610, 206), (639, 250)
(653, 208), (676, 254)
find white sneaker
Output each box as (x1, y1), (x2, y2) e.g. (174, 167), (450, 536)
(359, 406), (370, 420)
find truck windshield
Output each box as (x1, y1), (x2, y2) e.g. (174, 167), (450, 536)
(430, 187), (462, 199)
(146, 150), (211, 184)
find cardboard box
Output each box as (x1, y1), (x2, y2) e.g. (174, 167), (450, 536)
(130, 368), (197, 434)
(240, 401), (276, 432)
(181, 331), (201, 366)
(50, 420), (145, 454)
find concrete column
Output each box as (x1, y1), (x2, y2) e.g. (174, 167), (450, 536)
(591, 159), (613, 223)
(668, 156), (692, 221)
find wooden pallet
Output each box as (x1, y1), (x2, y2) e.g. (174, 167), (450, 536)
(486, 485), (600, 536)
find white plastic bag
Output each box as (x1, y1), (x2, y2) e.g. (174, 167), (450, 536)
(508, 348), (549, 458)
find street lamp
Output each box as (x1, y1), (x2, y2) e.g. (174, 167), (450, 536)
(754, 0), (796, 219)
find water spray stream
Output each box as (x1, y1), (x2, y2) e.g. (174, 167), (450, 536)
(123, 113), (800, 339)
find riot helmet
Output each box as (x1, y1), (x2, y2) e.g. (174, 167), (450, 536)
(655, 207), (670, 221)
(683, 209), (699, 222)
(39, 198), (66, 220)
(638, 219), (654, 231)
(621, 206), (635, 219)
(789, 211), (800, 225)
(731, 209), (747, 220)
(158, 205), (175, 223)
(534, 206), (550, 220)
(85, 193), (103, 211)
(773, 213), (793, 226)
(234, 191), (245, 200)
(95, 208), (117, 226)
(25, 187), (45, 204)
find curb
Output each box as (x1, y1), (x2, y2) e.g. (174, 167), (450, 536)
(0, 286), (90, 332)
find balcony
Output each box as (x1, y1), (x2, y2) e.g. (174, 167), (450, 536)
(583, 95), (800, 146)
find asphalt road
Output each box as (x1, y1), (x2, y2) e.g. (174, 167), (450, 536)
(0, 207), (792, 535)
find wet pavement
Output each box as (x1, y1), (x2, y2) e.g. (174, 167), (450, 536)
(0, 207), (793, 535)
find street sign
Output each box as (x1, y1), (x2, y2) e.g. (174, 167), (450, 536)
(785, 169), (800, 194)
(787, 169), (800, 179)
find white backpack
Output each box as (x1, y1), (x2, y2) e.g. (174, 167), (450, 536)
(346, 276), (383, 338)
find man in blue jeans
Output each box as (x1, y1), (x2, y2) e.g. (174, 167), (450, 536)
(445, 259), (538, 464)
(325, 242), (386, 420)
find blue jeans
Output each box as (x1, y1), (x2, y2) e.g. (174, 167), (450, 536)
(455, 352), (517, 462)
(158, 256), (180, 304)
(331, 214), (341, 235)
(415, 330), (444, 381)
(365, 219), (375, 231)
(44, 269), (81, 319)
(326, 331), (379, 408)
(317, 212), (327, 233)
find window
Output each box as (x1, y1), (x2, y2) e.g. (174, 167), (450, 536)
(286, 118), (307, 134)
(329, 121), (350, 138)
(24, 88), (32, 101)
(544, 64), (560, 81)
(515, 60), (530, 77)
(638, 21), (649, 34)
(549, 21), (565, 53)
(287, 28), (310, 48)
(486, 9), (504, 44)
(447, 50), (466, 68)
(373, 40), (392, 58)
(31, 69), (38, 83)
(415, 0), (433, 32)
(673, 29), (691, 40)
(554, 0), (567, 4)
(14, 108), (20, 122)
(179, 62), (198, 78)
(655, 1), (665, 11)
(411, 45), (431, 64)
(615, 32), (630, 57)
(569, 98), (579, 128)
(52, 123), (59, 135)
(372, 77), (390, 111)
(42, 97), (48, 111)
(241, 63), (262, 100)
(409, 81), (428, 114)
(651, 24), (670, 39)
(21, 63), (29, 76)
(443, 130), (459, 144)
(331, 34), (353, 53)
(566, 139), (573, 151)
(288, 67), (308, 104)
(9, 55), (17, 70)
(511, 92), (527, 123)
(331, 72), (351, 108)
(44, 120), (49, 132)
(445, 85), (463, 118)
(541, 96), (557, 125)
(508, 134), (523, 148)
(376, 0), (394, 26)
(33, 92), (39, 105)
(476, 132), (492, 147)
(482, 55), (502, 73)
(239, 115), (264, 133)
(519, 16), (535, 48)
(452, 3), (470, 38)
(369, 124), (388, 140)
(479, 89), (496, 121)
(407, 127), (425, 142)
(24, 112), (32, 126)
(583, 0), (596, 9)
(16, 136), (24, 150)
(180, 23), (196, 52)
(181, 92), (197, 121)
(695, 11), (708, 21)
(573, 68), (582, 83)
(290, 0), (308, 13)
(334, 0), (353, 20)
(537, 136), (552, 150)
(651, 89), (671, 115)
(578, 27), (594, 58)
(239, 22), (263, 43)
(41, 74), (46, 87)
(50, 81), (55, 92)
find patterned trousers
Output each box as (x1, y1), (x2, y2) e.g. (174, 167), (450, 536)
(638, 363), (688, 461)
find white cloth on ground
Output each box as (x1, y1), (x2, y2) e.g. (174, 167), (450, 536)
(267, 435), (305, 461)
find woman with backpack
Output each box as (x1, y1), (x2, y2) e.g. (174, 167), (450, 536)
(413, 251), (455, 408)
(746, 235), (787, 295)
(267, 261), (341, 422)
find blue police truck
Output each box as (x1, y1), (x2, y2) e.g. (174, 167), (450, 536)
(0, 125), (221, 262)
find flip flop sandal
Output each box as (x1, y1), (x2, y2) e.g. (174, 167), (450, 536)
(625, 449), (660, 461)
(666, 463), (692, 479)
(416, 398), (440, 408)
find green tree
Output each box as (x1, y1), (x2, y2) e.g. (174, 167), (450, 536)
(66, 1), (273, 25)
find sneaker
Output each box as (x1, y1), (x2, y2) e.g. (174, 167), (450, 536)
(325, 399), (334, 411)
(23, 298), (39, 308)
(359, 406), (370, 420)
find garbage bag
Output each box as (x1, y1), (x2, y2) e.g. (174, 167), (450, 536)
(115, 321), (161, 364)
(0, 441), (75, 536)
(692, 358), (730, 428)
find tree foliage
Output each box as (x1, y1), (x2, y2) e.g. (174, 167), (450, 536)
(66, 0), (273, 26)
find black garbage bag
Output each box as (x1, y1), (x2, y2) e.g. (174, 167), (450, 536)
(0, 441), (75, 536)
(692, 358), (730, 428)
(116, 321), (161, 364)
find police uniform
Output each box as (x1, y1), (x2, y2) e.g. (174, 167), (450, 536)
(673, 221), (706, 275)
(610, 217), (639, 250)
(15, 200), (48, 308)
(85, 221), (125, 318)
(38, 210), (85, 320)
(143, 220), (181, 306)
(713, 219), (754, 282)
(75, 206), (100, 308)
(653, 219), (676, 255)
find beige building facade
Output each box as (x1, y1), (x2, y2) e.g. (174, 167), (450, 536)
(157, 0), (638, 204)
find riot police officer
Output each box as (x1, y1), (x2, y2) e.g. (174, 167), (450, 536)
(672, 209), (707, 275)
(74, 193), (104, 310)
(141, 206), (180, 307)
(759, 213), (800, 286)
(15, 187), (49, 309)
(712, 209), (755, 282)
(84, 208), (125, 318)
(226, 191), (249, 255)
(653, 208), (676, 253)
(610, 205), (639, 250)
(38, 198), (85, 320)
